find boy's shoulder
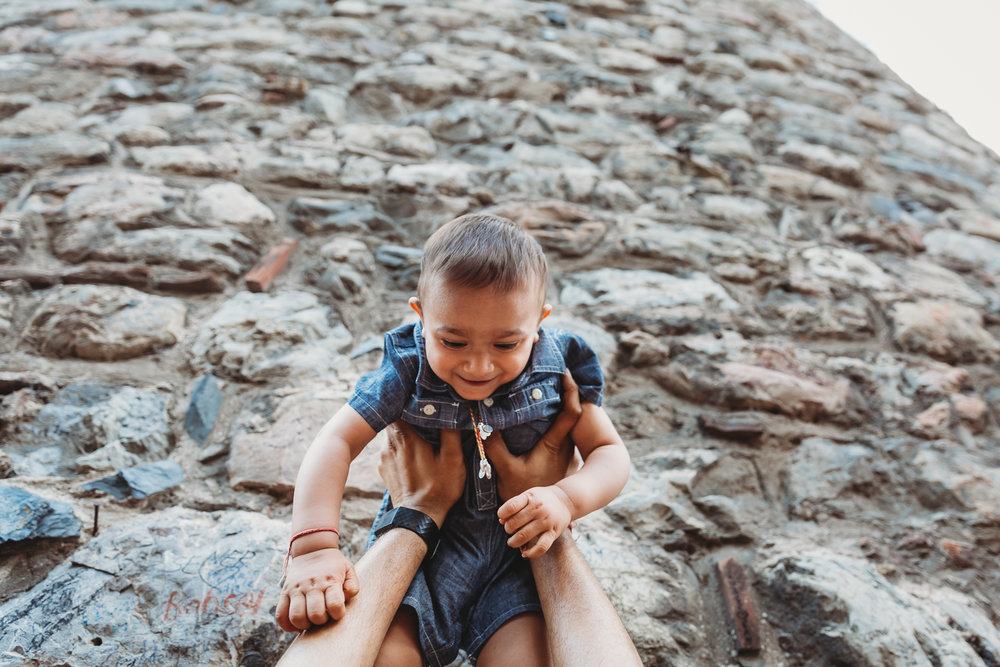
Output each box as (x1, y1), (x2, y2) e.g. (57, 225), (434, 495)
(384, 321), (420, 350)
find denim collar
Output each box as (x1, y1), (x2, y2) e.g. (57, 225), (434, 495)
(413, 320), (566, 399)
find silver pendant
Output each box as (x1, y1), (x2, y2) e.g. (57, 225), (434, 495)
(478, 458), (492, 479)
(477, 421), (493, 441)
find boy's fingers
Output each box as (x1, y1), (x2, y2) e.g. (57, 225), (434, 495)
(507, 519), (542, 548)
(343, 563), (360, 599)
(288, 594), (308, 631)
(275, 593), (295, 633)
(326, 585), (347, 621)
(497, 493), (529, 522)
(307, 589), (329, 626)
(520, 534), (554, 559)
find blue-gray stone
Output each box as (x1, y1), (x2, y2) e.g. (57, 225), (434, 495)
(879, 152), (984, 194)
(349, 335), (384, 359)
(867, 194), (904, 222)
(82, 460), (185, 500)
(374, 245), (423, 268)
(0, 487), (81, 544)
(185, 374), (222, 445)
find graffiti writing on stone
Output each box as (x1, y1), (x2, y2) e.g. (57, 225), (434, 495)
(163, 588), (267, 621)
(159, 546), (276, 623)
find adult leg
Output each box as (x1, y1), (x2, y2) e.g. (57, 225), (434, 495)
(476, 612), (551, 667)
(374, 606), (424, 667)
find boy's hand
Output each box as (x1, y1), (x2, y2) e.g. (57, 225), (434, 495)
(276, 548), (359, 632)
(497, 484), (574, 559)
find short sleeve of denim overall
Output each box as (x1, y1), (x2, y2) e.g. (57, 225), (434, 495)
(350, 324), (605, 667)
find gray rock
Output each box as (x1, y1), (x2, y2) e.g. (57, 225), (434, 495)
(0, 212), (24, 264)
(130, 144), (243, 177)
(191, 182), (275, 232)
(784, 438), (878, 520)
(0, 487), (80, 544)
(27, 383), (172, 472)
(905, 439), (1000, 512)
(81, 459), (184, 500)
(890, 300), (1000, 363)
(61, 226), (257, 276)
(288, 197), (393, 235)
(0, 132), (109, 171)
(184, 375), (222, 446)
(189, 290), (352, 382)
(924, 228), (1000, 276)
(303, 85), (349, 124)
(757, 290), (873, 339)
(26, 285), (187, 362)
(0, 507), (289, 665)
(761, 552), (990, 666)
(354, 64), (471, 103)
(560, 268), (739, 334)
(337, 123), (436, 159)
(52, 172), (185, 230)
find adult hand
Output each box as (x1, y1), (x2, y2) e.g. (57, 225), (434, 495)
(484, 371), (582, 502)
(379, 421), (466, 528)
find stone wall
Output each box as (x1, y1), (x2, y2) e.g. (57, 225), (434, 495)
(1, 0), (999, 665)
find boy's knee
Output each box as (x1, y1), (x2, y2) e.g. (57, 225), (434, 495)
(374, 608), (423, 667)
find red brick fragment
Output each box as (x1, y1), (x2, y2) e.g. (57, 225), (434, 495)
(244, 238), (297, 293)
(939, 539), (974, 568)
(717, 557), (761, 654)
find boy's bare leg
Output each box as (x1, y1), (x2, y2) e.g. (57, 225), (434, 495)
(374, 607), (424, 667)
(477, 612), (551, 667)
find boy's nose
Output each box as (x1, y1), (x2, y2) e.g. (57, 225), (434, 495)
(465, 353), (494, 376)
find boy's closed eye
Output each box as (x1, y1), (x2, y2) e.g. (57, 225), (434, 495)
(441, 339), (466, 349)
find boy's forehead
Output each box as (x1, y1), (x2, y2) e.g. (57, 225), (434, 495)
(423, 272), (546, 300)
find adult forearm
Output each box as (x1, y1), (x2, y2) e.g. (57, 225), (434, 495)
(532, 532), (642, 667)
(277, 528), (426, 666)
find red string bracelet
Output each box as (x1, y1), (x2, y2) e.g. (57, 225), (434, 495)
(283, 528), (340, 574)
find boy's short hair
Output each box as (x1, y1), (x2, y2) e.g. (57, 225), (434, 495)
(417, 214), (548, 304)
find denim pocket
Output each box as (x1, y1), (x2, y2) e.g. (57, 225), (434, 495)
(403, 396), (462, 428)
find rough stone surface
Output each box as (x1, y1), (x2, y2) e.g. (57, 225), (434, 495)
(0, 487), (81, 545)
(26, 285), (187, 361)
(1, 0), (1000, 664)
(189, 290), (351, 382)
(0, 508), (290, 665)
(22, 383), (173, 473)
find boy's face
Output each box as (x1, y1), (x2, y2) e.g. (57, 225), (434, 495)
(412, 276), (550, 401)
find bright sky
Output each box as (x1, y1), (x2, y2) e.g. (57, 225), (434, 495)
(808, 0), (1000, 157)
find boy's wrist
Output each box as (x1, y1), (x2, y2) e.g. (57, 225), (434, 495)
(551, 481), (579, 521)
(289, 531), (340, 558)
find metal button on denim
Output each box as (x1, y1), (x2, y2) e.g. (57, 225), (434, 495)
(483, 398), (493, 407)
(422, 404), (436, 415)
(531, 388), (542, 400)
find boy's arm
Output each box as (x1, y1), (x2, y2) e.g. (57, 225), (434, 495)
(276, 404), (377, 632)
(498, 402), (629, 558)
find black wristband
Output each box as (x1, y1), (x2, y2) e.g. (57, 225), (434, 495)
(372, 507), (441, 561)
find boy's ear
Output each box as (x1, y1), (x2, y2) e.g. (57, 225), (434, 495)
(534, 304), (552, 342)
(409, 297), (423, 319)
(408, 297), (423, 318)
